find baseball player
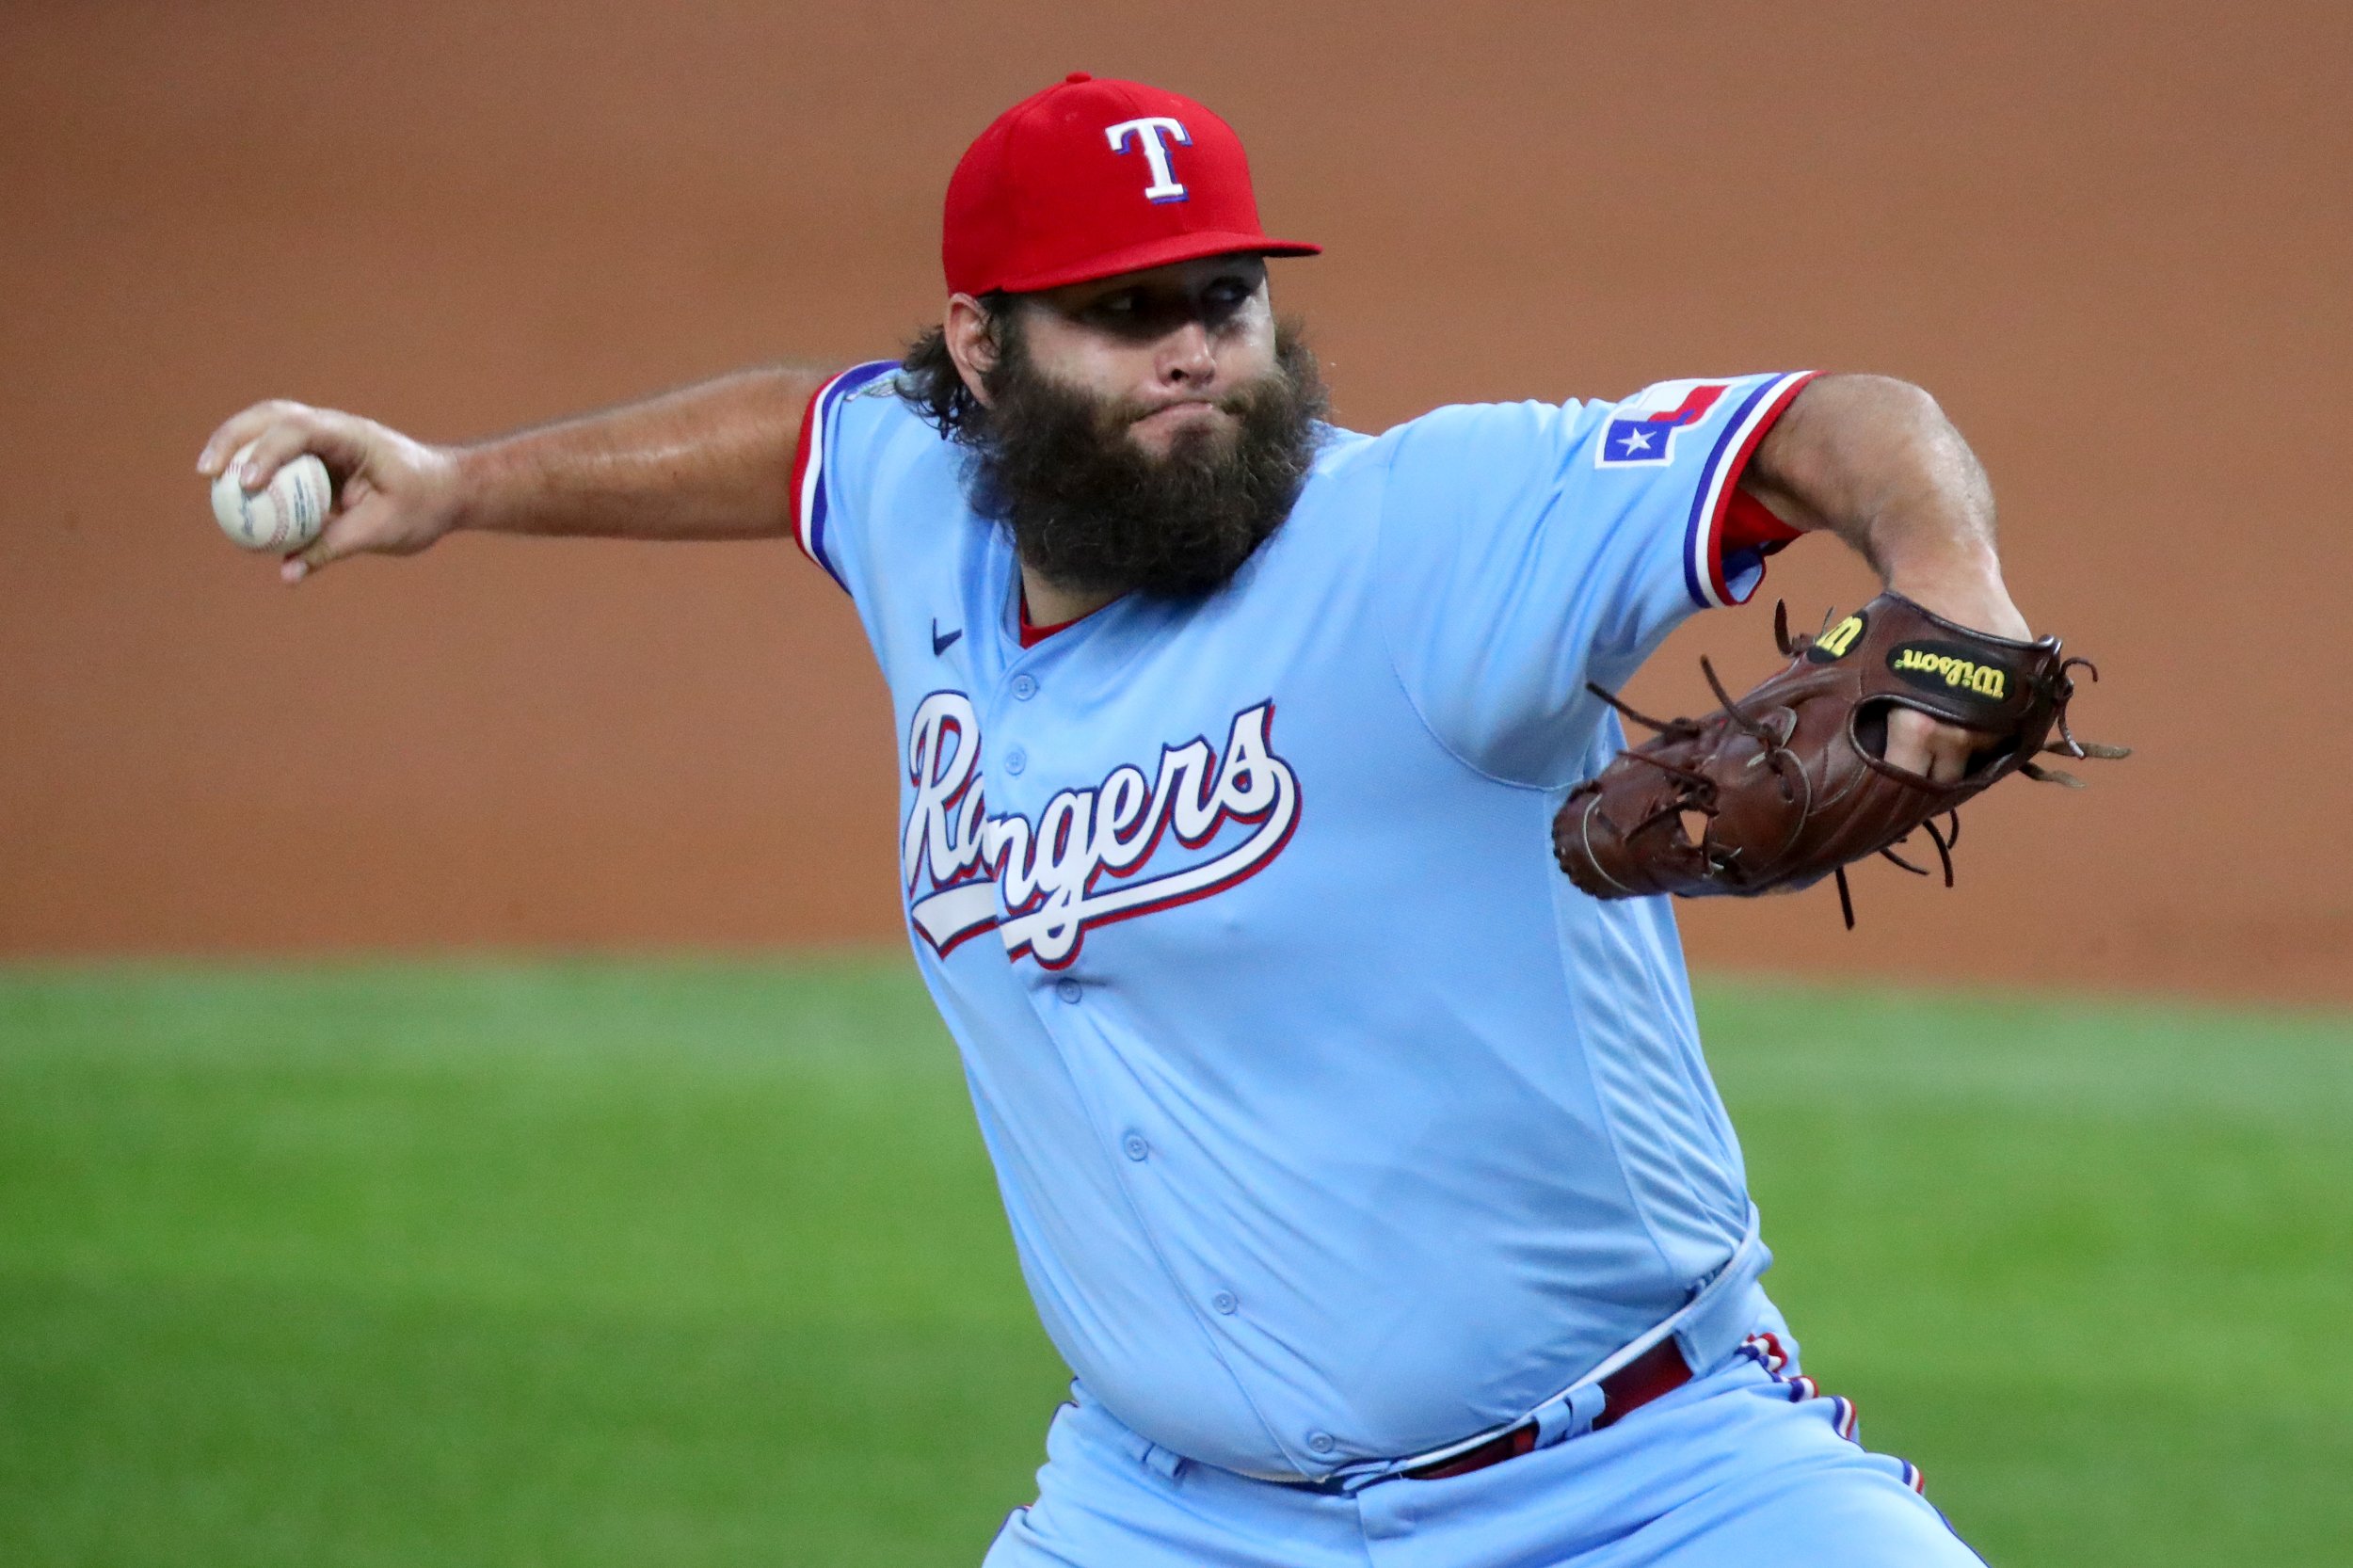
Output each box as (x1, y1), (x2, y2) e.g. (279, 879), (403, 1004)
(201, 72), (2030, 1566)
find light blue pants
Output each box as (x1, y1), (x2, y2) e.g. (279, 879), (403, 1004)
(985, 1343), (1984, 1568)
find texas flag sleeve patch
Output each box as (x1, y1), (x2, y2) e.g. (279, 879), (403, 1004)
(1595, 381), (1736, 469)
(1594, 372), (1817, 608)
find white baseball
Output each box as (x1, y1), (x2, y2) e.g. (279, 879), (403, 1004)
(212, 441), (332, 552)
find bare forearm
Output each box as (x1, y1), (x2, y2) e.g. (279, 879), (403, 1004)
(200, 363), (834, 581)
(452, 366), (826, 542)
(1742, 374), (2025, 636)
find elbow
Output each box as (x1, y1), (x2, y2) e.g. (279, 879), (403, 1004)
(1760, 374), (1974, 541)
(1798, 374), (1966, 481)
(1816, 372), (1946, 429)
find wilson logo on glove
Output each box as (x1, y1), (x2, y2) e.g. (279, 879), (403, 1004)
(1888, 643), (2010, 700)
(1807, 613), (1866, 662)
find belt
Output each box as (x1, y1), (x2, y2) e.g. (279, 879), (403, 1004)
(1400, 1336), (1692, 1480)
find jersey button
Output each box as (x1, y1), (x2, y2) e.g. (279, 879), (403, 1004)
(1123, 1134), (1148, 1161)
(1011, 674), (1038, 700)
(1004, 745), (1028, 775)
(1306, 1432), (1337, 1455)
(1055, 979), (1082, 1004)
(1210, 1290), (1238, 1315)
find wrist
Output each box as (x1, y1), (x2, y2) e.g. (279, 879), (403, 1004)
(434, 441), (489, 537)
(1885, 548), (2028, 641)
(1882, 536), (2033, 635)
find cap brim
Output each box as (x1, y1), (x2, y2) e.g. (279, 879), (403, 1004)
(993, 231), (1322, 295)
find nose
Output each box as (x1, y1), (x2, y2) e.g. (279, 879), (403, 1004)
(1157, 319), (1216, 388)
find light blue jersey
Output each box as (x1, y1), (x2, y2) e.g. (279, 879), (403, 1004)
(792, 361), (1815, 1481)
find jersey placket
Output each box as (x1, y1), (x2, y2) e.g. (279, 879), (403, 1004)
(981, 632), (1324, 1475)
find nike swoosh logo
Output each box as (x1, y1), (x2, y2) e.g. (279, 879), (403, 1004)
(931, 620), (963, 656)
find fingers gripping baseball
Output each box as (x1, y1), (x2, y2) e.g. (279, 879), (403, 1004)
(198, 401), (461, 583)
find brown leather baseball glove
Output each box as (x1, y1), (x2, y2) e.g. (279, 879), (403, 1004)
(1552, 591), (2125, 925)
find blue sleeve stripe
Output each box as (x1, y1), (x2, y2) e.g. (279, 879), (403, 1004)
(1679, 372), (1815, 610)
(795, 359), (900, 592)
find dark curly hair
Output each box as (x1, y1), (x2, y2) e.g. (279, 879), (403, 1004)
(898, 294), (1014, 440)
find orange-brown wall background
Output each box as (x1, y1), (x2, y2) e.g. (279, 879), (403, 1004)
(4, 0), (2346, 1000)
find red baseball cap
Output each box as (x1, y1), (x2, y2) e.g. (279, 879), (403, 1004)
(943, 72), (1321, 297)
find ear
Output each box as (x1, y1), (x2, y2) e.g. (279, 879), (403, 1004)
(943, 294), (1000, 408)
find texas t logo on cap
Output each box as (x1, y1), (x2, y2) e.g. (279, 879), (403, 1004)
(941, 72), (1320, 296)
(1104, 116), (1193, 203)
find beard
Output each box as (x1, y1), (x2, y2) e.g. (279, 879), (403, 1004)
(960, 319), (1329, 600)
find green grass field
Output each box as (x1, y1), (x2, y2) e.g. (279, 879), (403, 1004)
(2, 959), (2346, 1566)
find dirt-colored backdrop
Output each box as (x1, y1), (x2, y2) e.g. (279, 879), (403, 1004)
(3, 1), (2345, 1000)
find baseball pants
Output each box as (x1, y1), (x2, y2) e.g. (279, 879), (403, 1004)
(984, 1345), (1985, 1568)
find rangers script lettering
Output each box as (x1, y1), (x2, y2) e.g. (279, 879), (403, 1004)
(902, 693), (1300, 966)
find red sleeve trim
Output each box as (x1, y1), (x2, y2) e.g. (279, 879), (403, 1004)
(789, 360), (900, 593)
(1694, 371), (1817, 607)
(1721, 486), (1802, 554)
(787, 376), (827, 569)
